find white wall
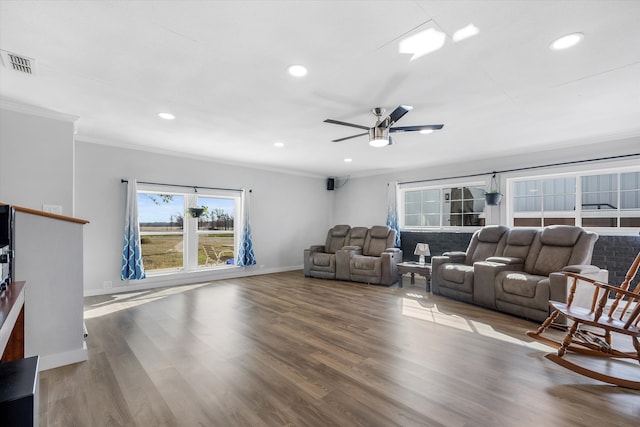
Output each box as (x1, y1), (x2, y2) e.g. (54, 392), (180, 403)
(0, 103), (76, 215)
(75, 141), (334, 295)
(334, 137), (640, 229)
(14, 210), (87, 371)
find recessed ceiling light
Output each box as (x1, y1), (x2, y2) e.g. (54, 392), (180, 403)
(550, 32), (584, 50)
(419, 129), (434, 135)
(453, 24), (479, 42)
(274, 142), (284, 148)
(344, 158), (353, 163)
(287, 64), (307, 77)
(158, 112), (175, 120)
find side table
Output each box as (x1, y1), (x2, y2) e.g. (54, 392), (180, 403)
(397, 262), (432, 292)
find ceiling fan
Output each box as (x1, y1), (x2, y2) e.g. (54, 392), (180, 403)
(324, 105), (444, 147)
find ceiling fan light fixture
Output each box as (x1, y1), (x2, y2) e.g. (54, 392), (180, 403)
(369, 127), (390, 147)
(419, 129), (434, 134)
(369, 138), (389, 148)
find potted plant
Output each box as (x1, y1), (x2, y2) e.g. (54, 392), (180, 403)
(484, 172), (503, 206)
(187, 206), (207, 218)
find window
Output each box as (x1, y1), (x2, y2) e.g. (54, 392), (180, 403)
(512, 177), (576, 226)
(401, 183), (486, 229)
(509, 169), (640, 230)
(137, 187), (241, 274)
(582, 171), (640, 228)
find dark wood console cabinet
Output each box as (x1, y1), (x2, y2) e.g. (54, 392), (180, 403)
(1, 281), (26, 362)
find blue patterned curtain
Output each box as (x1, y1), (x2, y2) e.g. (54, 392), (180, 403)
(237, 189), (256, 266)
(386, 181), (401, 247)
(121, 178), (146, 280)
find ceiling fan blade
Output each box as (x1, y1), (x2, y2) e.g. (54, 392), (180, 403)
(324, 119), (370, 131)
(332, 132), (369, 142)
(387, 105), (412, 126)
(390, 124), (444, 133)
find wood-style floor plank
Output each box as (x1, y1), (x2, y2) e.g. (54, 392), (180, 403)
(39, 271), (640, 426)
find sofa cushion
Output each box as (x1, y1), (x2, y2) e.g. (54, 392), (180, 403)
(442, 264), (473, 284)
(310, 252), (336, 273)
(466, 226), (508, 264)
(539, 225), (582, 246)
(501, 272), (547, 298)
(531, 246), (573, 276)
(502, 228), (537, 260)
(347, 227), (368, 247)
(370, 225), (390, 238)
(363, 226), (392, 256)
(325, 225), (350, 254)
(312, 252), (332, 267)
(351, 255), (382, 276)
(477, 226), (508, 243)
(470, 241), (503, 264)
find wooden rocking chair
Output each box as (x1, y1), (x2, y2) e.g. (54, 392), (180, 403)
(526, 251), (640, 389)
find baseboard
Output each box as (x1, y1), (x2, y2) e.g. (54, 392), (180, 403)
(84, 265), (303, 297)
(34, 344), (88, 371)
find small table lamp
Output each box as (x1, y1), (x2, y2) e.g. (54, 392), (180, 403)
(414, 243), (430, 265)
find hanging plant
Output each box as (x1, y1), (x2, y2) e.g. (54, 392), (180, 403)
(484, 172), (503, 206)
(187, 206), (207, 218)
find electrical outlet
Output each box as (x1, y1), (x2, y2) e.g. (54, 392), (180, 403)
(42, 204), (63, 215)
(103, 281), (112, 289)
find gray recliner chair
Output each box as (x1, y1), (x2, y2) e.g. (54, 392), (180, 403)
(304, 225), (351, 279)
(348, 225), (402, 285)
(431, 225), (509, 302)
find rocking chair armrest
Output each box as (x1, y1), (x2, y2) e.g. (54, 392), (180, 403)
(563, 270), (605, 285)
(595, 282), (640, 299)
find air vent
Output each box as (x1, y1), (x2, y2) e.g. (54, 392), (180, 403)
(0, 50), (35, 74)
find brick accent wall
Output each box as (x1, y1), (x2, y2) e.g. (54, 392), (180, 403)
(401, 231), (640, 289)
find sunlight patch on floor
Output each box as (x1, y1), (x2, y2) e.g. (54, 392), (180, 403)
(84, 283), (210, 319)
(401, 296), (551, 351)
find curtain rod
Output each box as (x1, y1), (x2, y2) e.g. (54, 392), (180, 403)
(398, 153), (640, 185)
(120, 179), (248, 193)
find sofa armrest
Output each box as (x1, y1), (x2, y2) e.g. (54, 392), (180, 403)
(442, 251), (467, 262)
(549, 267), (609, 316)
(473, 261), (516, 308)
(308, 245), (326, 254)
(562, 264), (601, 275)
(335, 246), (362, 281)
(380, 249), (403, 285)
(485, 256), (525, 267)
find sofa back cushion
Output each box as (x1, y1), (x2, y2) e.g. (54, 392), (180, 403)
(465, 225), (509, 264)
(324, 225), (350, 254)
(525, 226), (597, 276)
(346, 226), (368, 248)
(363, 226), (395, 256)
(501, 228), (537, 260)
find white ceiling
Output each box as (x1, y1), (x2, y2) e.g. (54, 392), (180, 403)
(1, 1), (639, 177)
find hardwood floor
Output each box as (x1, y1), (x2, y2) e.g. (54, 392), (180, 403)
(40, 271), (639, 426)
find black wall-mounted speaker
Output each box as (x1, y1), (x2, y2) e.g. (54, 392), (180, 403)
(327, 178), (335, 191)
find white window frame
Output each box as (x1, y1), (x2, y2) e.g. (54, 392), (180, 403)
(507, 165), (640, 234)
(399, 180), (488, 230)
(137, 184), (242, 276)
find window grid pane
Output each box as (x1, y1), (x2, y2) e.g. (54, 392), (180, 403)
(513, 170), (639, 229)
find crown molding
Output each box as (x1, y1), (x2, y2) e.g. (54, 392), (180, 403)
(0, 98), (79, 123)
